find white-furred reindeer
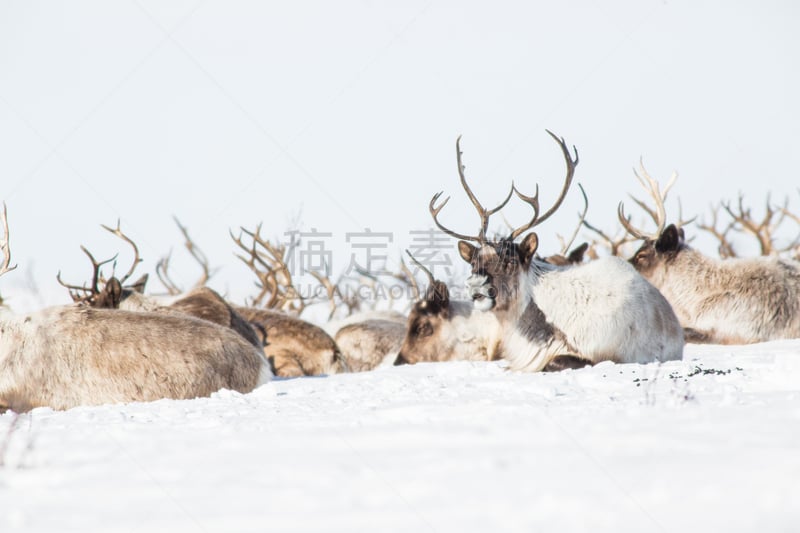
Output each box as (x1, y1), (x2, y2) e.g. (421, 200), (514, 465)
(0, 207), (272, 412)
(430, 131), (684, 372)
(619, 164), (800, 344)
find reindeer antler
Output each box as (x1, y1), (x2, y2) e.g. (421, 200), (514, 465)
(430, 130), (578, 243)
(58, 220), (144, 306)
(429, 135), (514, 243)
(556, 183), (589, 256)
(618, 159), (678, 240)
(0, 203), (17, 279)
(506, 130), (579, 241)
(100, 220), (142, 285)
(697, 203), (737, 258)
(56, 246), (118, 304)
(405, 249), (436, 287)
(155, 251), (182, 296)
(156, 217), (217, 295)
(173, 216), (214, 288)
(231, 225), (305, 314)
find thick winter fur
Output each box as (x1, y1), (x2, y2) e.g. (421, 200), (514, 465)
(234, 307), (344, 377)
(630, 224), (800, 344)
(395, 280), (504, 365)
(0, 305), (272, 412)
(460, 236), (684, 372)
(168, 288), (263, 348)
(334, 319), (407, 371)
(120, 287), (264, 348)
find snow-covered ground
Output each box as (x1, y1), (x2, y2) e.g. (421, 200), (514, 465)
(1, 341), (799, 533)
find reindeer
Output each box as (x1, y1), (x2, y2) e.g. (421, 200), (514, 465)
(394, 252), (590, 370)
(333, 317), (407, 371)
(320, 257), (420, 372)
(0, 207), (272, 412)
(58, 221), (265, 350)
(429, 131), (684, 372)
(80, 222), (341, 378)
(235, 306), (344, 377)
(619, 166), (800, 344)
(57, 220), (149, 309)
(394, 252), (503, 366)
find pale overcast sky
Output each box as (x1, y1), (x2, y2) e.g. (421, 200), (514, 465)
(1, 1), (798, 309)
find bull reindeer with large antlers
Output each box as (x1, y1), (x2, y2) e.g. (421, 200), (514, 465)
(620, 164), (800, 344)
(0, 207), (272, 412)
(433, 131), (684, 372)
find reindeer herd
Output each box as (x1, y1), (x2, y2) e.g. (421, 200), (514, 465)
(2, 130), (800, 412)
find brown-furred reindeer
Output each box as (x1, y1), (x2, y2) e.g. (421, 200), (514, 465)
(57, 220), (149, 309)
(235, 306), (345, 377)
(0, 207), (272, 412)
(330, 314), (407, 372)
(228, 225), (347, 376)
(58, 222), (265, 351)
(395, 252), (503, 366)
(394, 252), (590, 371)
(95, 223), (342, 378)
(430, 132), (684, 372)
(619, 167), (800, 344)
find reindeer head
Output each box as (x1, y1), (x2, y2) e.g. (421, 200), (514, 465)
(395, 251), (500, 365)
(629, 224), (687, 277)
(430, 130), (578, 313)
(617, 161), (691, 278)
(395, 278), (452, 365)
(57, 221), (148, 308)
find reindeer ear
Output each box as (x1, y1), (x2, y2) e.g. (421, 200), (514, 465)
(519, 233), (539, 264)
(656, 224), (682, 253)
(432, 280), (449, 308)
(458, 241), (478, 263)
(567, 242), (589, 264)
(129, 273), (148, 294)
(96, 277), (123, 309)
(424, 280), (450, 312)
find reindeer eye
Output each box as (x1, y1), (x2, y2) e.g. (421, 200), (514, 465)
(416, 322), (433, 337)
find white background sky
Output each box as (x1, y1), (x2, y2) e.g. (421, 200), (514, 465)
(1, 1), (799, 309)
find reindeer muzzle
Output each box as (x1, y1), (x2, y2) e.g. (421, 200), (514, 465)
(466, 274), (495, 311)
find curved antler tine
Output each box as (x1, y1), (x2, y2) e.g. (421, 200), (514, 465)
(508, 183), (540, 241)
(0, 202), (17, 277)
(429, 192), (481, 242)
(479, 185), (515, 241)
(617, 202), (652, 240)
(405, 249), (436, 286)
(455, 135), (486, 217)
(100, 220), (142, 284)
(534, 130), (578, 227)
(456, 135), (511, 243)
(485, 185), (514, 216)
(632, 159), (669, 236)
(559, 183), (589, 255)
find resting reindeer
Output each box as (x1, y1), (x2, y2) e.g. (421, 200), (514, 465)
(0, 210), (271, 412)
(619, 164), (800, 344)
(57, 221), (266, 351)
(325, 311), (408, 372)
(394, 252), (503, 366)
(394, 253), (589, 370)
(102, 221), (341, 377)
(235, 307), (345, 377)
(429, 131), (684, 372)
